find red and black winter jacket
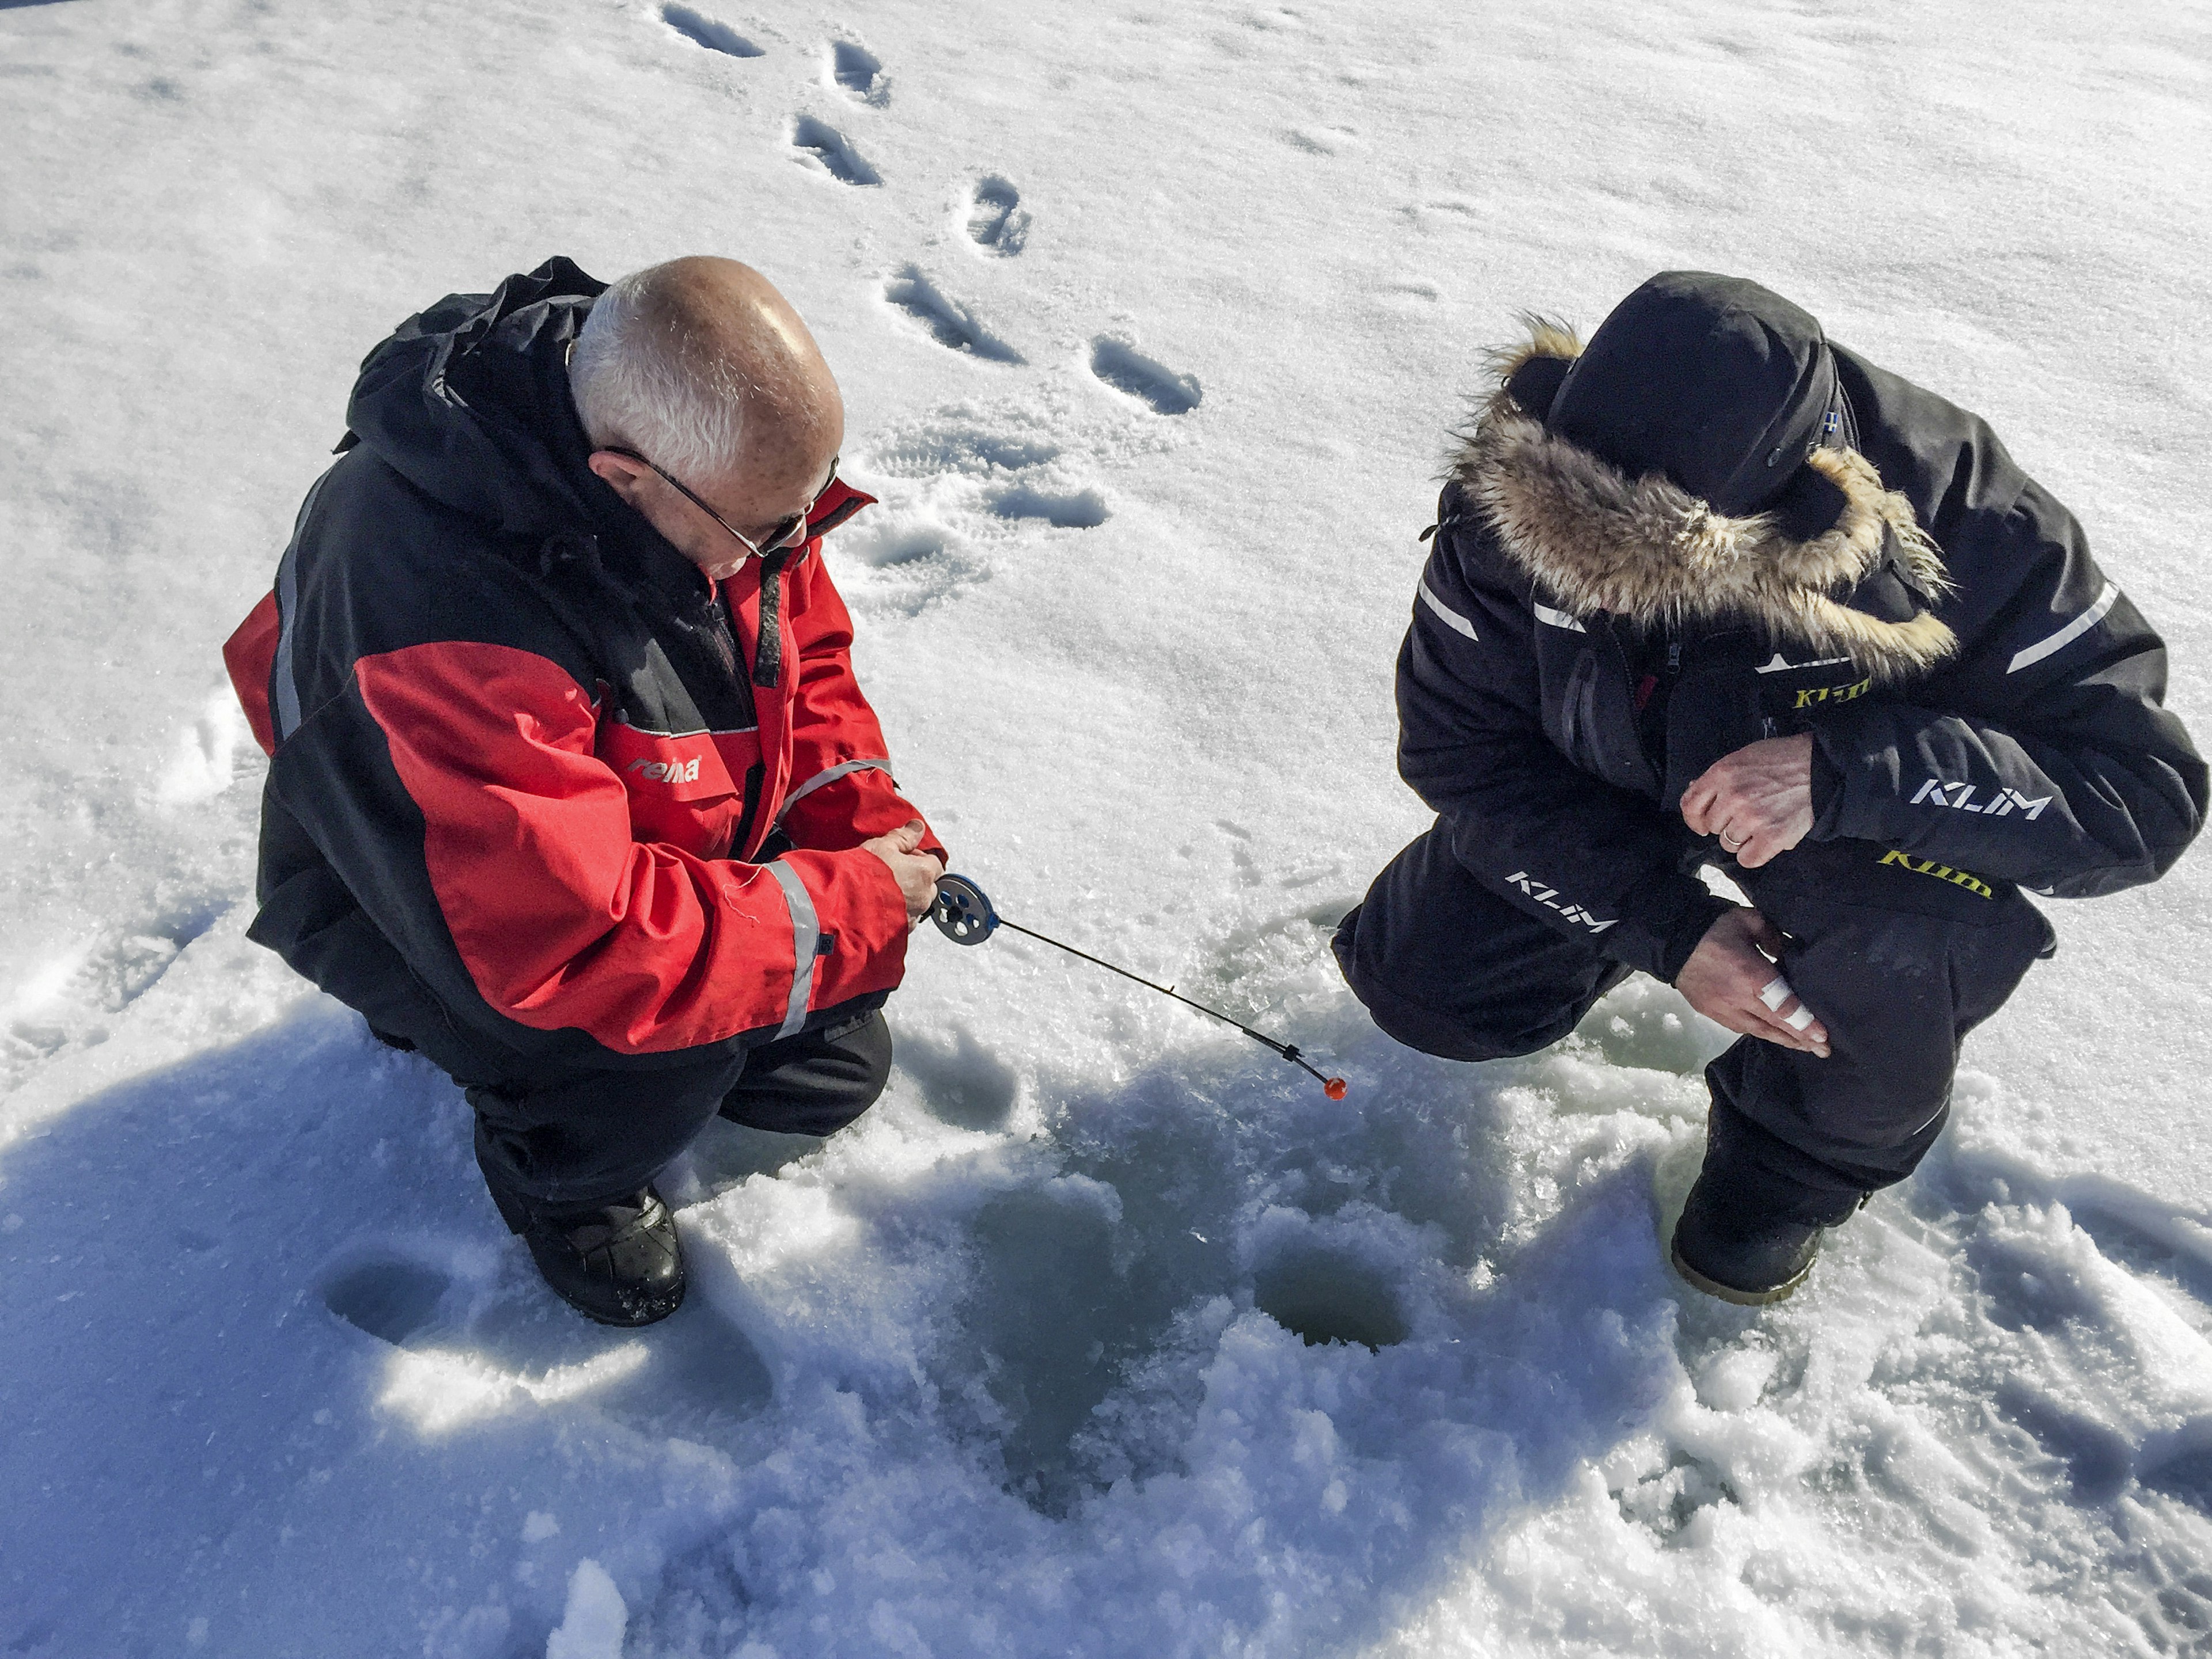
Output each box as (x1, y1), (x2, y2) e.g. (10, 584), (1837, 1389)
(224, 258), (940, 1071)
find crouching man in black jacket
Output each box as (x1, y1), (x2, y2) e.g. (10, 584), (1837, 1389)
(1335, 271), (2205, 1305)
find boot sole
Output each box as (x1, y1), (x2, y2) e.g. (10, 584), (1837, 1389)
(574, 1278), (687, 1328)
(1669, 1237), (1811, 1306)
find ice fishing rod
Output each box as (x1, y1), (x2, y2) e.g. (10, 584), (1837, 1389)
(929, 874), (1348, 1099)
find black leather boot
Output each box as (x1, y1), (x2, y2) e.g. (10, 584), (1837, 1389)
(1671, 1090), (1884, 1306)
(1672, 1159), (1866, 1309)
(520, 1186), (687, 1327)
(1669, 1167), (1834, 1306)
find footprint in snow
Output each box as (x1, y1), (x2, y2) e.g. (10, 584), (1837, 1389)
(1089, 336), (1202, 415)
(324, 1255), (453, 1346)
(322, 1248), (772, 1430)
(967, 176), (1030, 257)
(985, 483), (1108, 529)
(884, 266), (1022, 363)
(867, 414), (1062, 478)
(791, 116), (880, 187)
(659, 2), (763, 58)
(2, 903), (225, 1091)
(830, 40), (888, 105)
(2058, 1192), (2212, 1313)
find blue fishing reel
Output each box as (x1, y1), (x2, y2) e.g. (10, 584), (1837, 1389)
(931, 873), (999, 946)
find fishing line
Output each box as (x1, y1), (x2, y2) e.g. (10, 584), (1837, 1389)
(930, 873), (1348, 1099)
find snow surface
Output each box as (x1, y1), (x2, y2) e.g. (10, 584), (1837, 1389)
(3, 0), (2211, 1654)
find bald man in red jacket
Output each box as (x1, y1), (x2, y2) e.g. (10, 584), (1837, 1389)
(226, 256), (944, 1326)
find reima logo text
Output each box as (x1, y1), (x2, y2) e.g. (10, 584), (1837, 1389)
(1909, 779), (2050, 819)
(627, 756), (701, 784)
(1504, 871), (1617, 934)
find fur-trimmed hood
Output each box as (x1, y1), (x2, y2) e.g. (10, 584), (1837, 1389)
(1449, 322), (1958, 685)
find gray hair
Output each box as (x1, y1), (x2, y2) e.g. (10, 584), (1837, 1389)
(568, 263), (749, 484)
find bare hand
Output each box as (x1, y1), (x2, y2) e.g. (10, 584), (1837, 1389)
(862, 820), (941, 928)
(1680, 733), (1815, 868)
(1675, 906), (1831, 1057)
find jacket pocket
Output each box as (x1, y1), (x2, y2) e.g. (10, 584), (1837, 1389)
(1552, 647), (1659, 797)
(599, 721), (740, 803)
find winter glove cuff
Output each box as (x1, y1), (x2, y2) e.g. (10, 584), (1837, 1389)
(1806, 733), (1847, 839)
(1597, 873), (1736, 983)
(1652, 889), (1737, 983)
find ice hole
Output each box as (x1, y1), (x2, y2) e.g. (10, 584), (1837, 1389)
(900, 1028), (1018, 1131)
(1252, 1248), (1406, 1350)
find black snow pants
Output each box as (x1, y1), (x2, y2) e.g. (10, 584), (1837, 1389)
(366, 987), (892, 1231)
(1335, 823), (2055, 1221)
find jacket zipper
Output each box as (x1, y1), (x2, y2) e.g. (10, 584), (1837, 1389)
(732, 762), (767, 858)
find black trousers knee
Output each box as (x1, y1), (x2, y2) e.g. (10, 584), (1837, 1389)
(1336, 822), (2053, 1206)
(1711, 840), (2054, 1213)
(1332, 825), (1631, 1060)
(457, 995), (893, 1230)
(300, 872), (898, 1230)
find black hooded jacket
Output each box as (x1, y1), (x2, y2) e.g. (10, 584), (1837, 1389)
(1400, 274), (2205, 982)
(225, 258), (938, 1069)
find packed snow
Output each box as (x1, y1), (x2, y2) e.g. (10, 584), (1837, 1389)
(3, 0), (2211, 1653)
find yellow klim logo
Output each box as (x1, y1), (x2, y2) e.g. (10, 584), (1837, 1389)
(1794, 677), (1873, 710)
(1877, 849), (1995, 899)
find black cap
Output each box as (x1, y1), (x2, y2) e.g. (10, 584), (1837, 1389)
(1548, 272), (1837, 518)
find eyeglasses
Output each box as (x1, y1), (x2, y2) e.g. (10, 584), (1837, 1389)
(604, 448), (839, 560)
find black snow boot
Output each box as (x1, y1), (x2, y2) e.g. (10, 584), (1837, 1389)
(521, 1186), (687, 1327)
(1671, 1170), (1830, 1306)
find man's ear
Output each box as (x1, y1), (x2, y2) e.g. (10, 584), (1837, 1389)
(585, 450), (651, 506)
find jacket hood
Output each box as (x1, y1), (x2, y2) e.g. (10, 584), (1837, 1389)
(346, 257), (608, 543)
(1546, 271), (1838, 518)
(1450, 319), (1959, 685)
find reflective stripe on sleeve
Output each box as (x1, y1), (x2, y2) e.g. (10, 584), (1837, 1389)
(272, 544), (303, 741)
(777, 757), (892, 823)
(1418, 578), (1479, 642)
(2008, 581), (2119, 675)
(1533, 603), (1586, 633)
(270, 471), (333, 744)
(764, 861), (821, 1040)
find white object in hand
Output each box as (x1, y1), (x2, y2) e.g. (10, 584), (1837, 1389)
(1758, 975), (1793, 1012)
(1785, 1003), (1817, 1032)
